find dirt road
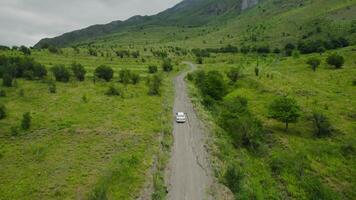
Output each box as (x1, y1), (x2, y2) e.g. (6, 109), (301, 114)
(166, 62), (213, 200)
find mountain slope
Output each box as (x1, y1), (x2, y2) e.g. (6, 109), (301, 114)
(35, 0), (258, 48)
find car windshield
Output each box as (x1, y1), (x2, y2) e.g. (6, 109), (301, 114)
(177, 112), (185, 117)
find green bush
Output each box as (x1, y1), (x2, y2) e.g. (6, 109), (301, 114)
(312, 112), (333, 138)
(51, 65), (70, 82)
(148, 75), (162, 96)
(306, 57), (321, 72)
(131, 73), (140, 85)
(200, 71), (227, 101)
(268, 96), (301, 131)
(162, 59), (173, 72)
(2, 73), (13, 87)
(255, 67), (259, 76)
(23, 70), (35, 80)
(95, 65), (114, 82)
(105, 85), (121, 96)
(302, 176), (341, 200)
(226, 67), (242, 82)
(353, 80), (356, 86)
(71, 63), (86, 81)
(21, 112), (31, 130)
(119, 69), (132, 84)
(48, 81), (56, 93)
(0, 89), (6, 97)
(327, 54), (345, 69)
(196, 57), (203, 64)
(19, 89), (24, 97)
(224, 164), (244, 194)
(0, 104), (6, 119)
(148, 65), (158, 74)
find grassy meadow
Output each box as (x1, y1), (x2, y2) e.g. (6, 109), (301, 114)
(188, 46), (356, 199)
(0, 48), (179, 199)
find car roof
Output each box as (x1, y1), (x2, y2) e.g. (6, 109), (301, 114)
(177, 112), (185, 115)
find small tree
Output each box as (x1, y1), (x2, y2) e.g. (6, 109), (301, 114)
(196, 57), (203, 64)
(162, 59), (173, 72)
(105, 85), (121, 96)
(201, 71), (227, 101)
(0, 104), (6, 119)
(0, 89), (6, 97)
(148, 65), (158, 74)
(268, 96), (301, 131)
(71, 63), (86, 81)
(2, 73), (13, 87)
(226, 67), (242, 83)
(19, 46), (31, 55)
(21, 112), (31, 130)
(327, 54), (344, 69)
(95, 65), (114, 82)
(33, 63), (47, 79)
(48, 81), (56, 93)
(51, 65), (70, 82)
(148, 75), (162, 96)
(255, 66), (260, 76)
(307, 57), (321, 72)
(131, 73), (140, 85)
(119, 69), (132, 85)
(312, 112), (333, 138)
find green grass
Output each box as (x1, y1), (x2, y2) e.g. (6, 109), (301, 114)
(0, 50), (179, 199)
(188, 46), (356, 199)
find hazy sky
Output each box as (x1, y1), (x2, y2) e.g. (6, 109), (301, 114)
(0, 0), (182, 47)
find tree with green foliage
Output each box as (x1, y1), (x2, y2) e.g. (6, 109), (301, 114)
(105, 85), (121, 96)
(51, 65), (70, 82)
(224, 164), (244, 194)
(71, 63), (86, 81)
(119, 69), (132, 85)
(33, 63), (47, 79)
(306, 57), (321, 72)
(268, 96), (301, 131)
(131, 73), (140, 85)
(200, 71), (227, 101)
(162, 59), (173, 72)
(21, 112), (31, 130)
(0, 89), (6, 97)
(48, 81), (56, 93)
(2, 73), (13, 87)
(255, 66), (259, 76)
(312, 112), (333, 138)
(196, 57), (203, 64)
(0, 104), (6, 119)
(219, 97), (265, 151)
(148, 75), (162, 96)
(226, 67), (242, 83)
(327, 54), (344, 69)
(95, 65), (114, 82)
(19, 46), (31, 55)
(148, 65), (158, 74)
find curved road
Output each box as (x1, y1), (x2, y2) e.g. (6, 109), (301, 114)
(167, 62), (213, 200)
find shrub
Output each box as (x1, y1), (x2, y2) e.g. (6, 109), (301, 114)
(2, 73), (13, 87)
(21, 112), (31, 130)
(268, 96), (301, 131)
(306, 57), (321, 72)
(148, 65), (158, 74)
(148, 75), (162, 96)
(105, 85), (121, 96)
(327, 54), (344, 69)
(303, 176), (341, 200)
(226, 67), (242, 83)
(33, 64), (47, 79)
(51, 65), (70, 82)
(71, 63), (86, 81)
(95, 65), (114, 82)
(162, 59), (173, 72)
(273, 48), (281, 54)
(224, 164), (244, 194)
(312, 112), (333, 138)
(19, 46), (31, 55)
(131, 73), (140, 85)
(48, 81), (56, 93)
(341, 141), (355, 158)
(196, 57), (203, 64)
(353, 80), (356, 86)
(255, 67), (259, 76)
(23, 70), (34, 80)
(19, 89), (24, 97)
(11, 126), (19, 136)
(0, 89), (6, 97)
(0, 104), (6, 119)
(219, 97), (264, 151)
(200, 71), (227, 101)
(48, 46), (60, 54)
(119, 69), (132, 85)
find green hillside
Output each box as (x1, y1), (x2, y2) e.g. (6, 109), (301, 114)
(1, 0), (356, 199)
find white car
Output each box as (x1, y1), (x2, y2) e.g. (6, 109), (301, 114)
(175, 112), (187, 123)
